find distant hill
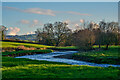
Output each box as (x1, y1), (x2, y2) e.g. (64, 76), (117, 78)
(6, 34), (36, 41)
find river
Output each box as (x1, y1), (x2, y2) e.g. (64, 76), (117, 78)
(15, 51), (120, 67)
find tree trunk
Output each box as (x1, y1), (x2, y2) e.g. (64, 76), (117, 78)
(99, 44), (101, 48)
(56, 41), (59, 47)
(105, 44), (109, 50)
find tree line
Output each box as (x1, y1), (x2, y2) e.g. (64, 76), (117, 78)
(35, 20), (120, 50)
(1, 20), (119, 51)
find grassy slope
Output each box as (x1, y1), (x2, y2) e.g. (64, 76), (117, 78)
(73, 46), (120, 64)
(0, 41), (54, 48)
(2, 56), (120, 79)
(1, 41), (77, 49)
(1, 41), (119, 49)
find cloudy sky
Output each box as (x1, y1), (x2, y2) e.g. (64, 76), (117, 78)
(2, 2), (118, 35)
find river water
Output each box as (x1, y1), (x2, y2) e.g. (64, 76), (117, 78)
(15, 51), (120, 67)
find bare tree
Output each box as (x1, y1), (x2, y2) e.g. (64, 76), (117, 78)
(54, 22), (72, 46)
(98, 20), (119, 49)
(73, 29), (95, 51)
(35, 21), (72, 46)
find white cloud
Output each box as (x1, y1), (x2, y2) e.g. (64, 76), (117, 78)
(23, 8), (56, 16)
(19, 19), (43, 27)
(33, 19), (38, 25)
(4, 6), (91, 17)
(4, 6), (21, 11)
(26, 31), (35, 35)
(75, 24), (79, 27)
(4, 6), (56, 16)
(63, 19), (87, 31)
(64, 20), (71, 24)
(90, 21), (95, 24)
(80, 19), (84, 23)
(29, 19), (43, 27)
(6, 28), (9, 30)
(8, 27), (20, 35)
(63, 20), (79, 31)
(20, 20), (29, 24)
(67, 11), (91, 16)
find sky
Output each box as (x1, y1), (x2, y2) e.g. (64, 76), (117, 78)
(2, 2), (118, 35)
(1, 0), (120, 2)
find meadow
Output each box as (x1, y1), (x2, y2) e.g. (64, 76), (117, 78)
(2, 56), (120, 79)
(0, 41), (76, 49)
(0, 41), (53, 48)
(1, 41), (120, 79)
(72, 46), (120, 64)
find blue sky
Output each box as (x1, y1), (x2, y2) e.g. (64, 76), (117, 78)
(2, 2), (118, 35)
(1, 0), (120, 2)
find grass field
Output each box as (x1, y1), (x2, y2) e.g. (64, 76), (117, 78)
(2, 56), (120, 79)
(1, 41), (120, 79)
(0, 41), (77, 50)
(93, 45), (120, 48)
(1, 41), (119, 49)
(2, 49), (53, 56)
(0, 41), (53, 48)
(73, 46), (120, 64)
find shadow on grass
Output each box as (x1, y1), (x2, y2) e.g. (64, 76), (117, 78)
(2, 57), (67, 67)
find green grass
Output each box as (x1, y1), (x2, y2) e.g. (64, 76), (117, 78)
(1, 41), (119, 49)
(56, 46), (77, 49)
(73, 46), (120, 64)
(1, 41), (78, 49)
(0, 41), (54, 48)
(2, 56), (120, 79)
(93, 45), (120, 48)
(2, 49), (53, 56)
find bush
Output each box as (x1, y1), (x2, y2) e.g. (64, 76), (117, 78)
(17, 45), (36, 50)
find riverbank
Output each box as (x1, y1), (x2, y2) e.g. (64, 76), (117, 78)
(2, 56), (120, 79)
(54, 47), (120, 65)
(2, 49), (53, 57)
(15, 51), (120, 67)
